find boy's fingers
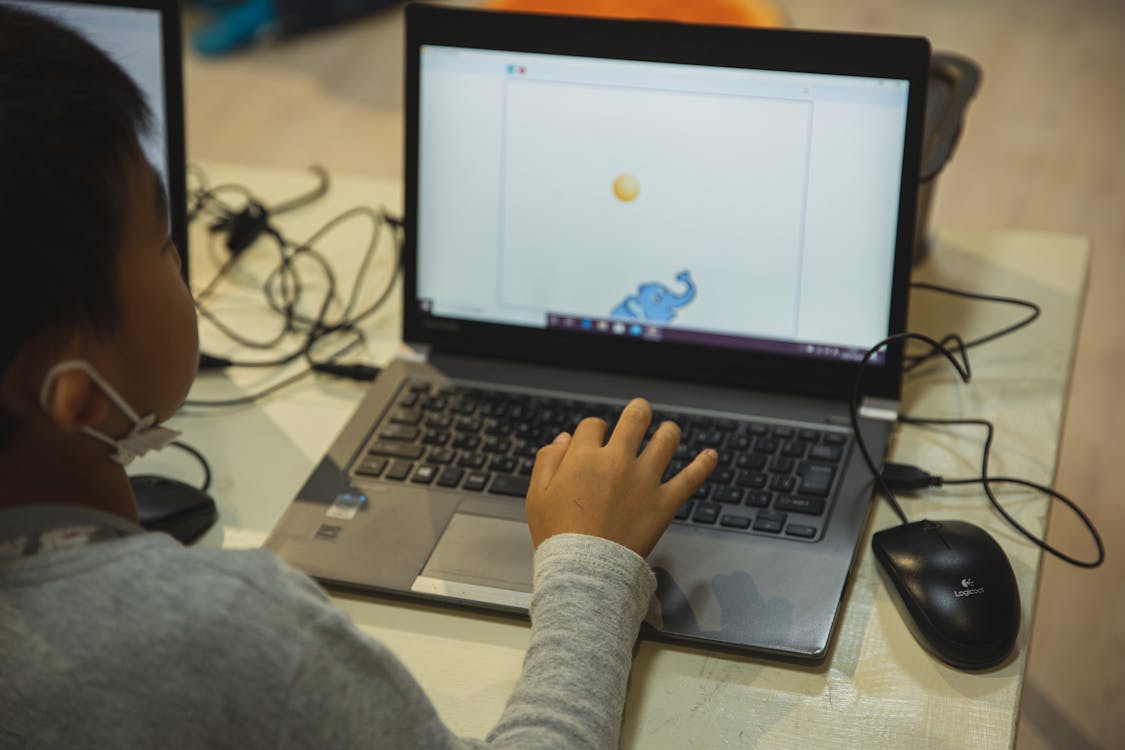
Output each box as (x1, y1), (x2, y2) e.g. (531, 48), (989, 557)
(661, 449), (719, 505)
(571, 415), (608, 447)
(530, 432), (572, 491)
(638, 420), (681, 471)
(608, 398), (651, 455)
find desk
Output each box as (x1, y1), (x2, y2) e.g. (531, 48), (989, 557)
(138, 162), (1088, 748)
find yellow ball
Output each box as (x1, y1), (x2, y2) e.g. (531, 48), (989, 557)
(613, 173), (640, 202)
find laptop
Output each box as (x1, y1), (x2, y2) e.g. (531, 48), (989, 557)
(3, 0), (189, 280)
(265, 3), (929, 662)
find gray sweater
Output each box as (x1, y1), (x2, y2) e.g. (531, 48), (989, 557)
(0, 520), (655, 749)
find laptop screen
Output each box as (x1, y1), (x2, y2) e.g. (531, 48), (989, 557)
(416, 45), (910, 365)
(4, 0), (187, 273)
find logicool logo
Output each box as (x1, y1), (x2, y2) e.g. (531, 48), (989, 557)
(955, 577), (985, 597)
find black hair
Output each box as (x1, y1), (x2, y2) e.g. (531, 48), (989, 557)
(0, 3), (152, 443)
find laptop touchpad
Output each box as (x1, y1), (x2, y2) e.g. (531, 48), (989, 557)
(411, 512), (534, 610)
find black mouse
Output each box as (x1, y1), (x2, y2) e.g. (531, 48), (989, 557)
(872, 519), (1020, 670)
(130, 475), (218, 545)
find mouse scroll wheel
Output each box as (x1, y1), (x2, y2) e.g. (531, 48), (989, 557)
(919, 520), (942, 531)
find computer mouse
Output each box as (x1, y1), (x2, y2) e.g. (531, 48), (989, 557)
(130, 474), (218, 545)
(872, 519), (1020, 670)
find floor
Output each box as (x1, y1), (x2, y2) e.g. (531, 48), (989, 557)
(183, 1), (1124, 747)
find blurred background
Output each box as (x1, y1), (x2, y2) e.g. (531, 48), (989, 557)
(182, 1), (1125, 747)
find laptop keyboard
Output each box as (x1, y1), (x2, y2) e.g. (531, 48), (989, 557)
(353, 379), (851, 543)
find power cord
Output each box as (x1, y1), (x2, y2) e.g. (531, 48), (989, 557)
(184, 165), (403, 407)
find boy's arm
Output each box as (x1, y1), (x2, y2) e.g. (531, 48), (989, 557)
(484, 533), (655, 748)
(277, 398), (713, 749)
(275, 534), (652, 750)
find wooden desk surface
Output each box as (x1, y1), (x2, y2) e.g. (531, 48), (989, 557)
(139, 162), (1089, 748)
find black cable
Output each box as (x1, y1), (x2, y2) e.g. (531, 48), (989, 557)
(897, 415), (1104, 568)
(904, 282), (1041, 373)
(853, 330), (1104, 569)
(168, 440), (212, 492)
(850, 331), (971, 526)
(183, 165), (400, 406)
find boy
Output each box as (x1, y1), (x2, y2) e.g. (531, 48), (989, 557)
(0, 6), (717, 748)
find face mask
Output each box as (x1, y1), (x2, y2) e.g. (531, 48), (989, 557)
(38, 359), (181, 466)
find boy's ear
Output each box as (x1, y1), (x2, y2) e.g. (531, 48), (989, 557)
(44, 369), (110, 431)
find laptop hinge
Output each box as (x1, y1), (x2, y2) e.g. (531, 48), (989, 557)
(398, 342), (432, 363)
(858, 397), (899, 423)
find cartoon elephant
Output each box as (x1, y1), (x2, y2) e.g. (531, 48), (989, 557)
(611, 270), (696, 323)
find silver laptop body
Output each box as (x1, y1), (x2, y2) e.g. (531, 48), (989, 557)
(266, 4), (929, 661)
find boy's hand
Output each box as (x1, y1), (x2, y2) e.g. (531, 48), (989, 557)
(526, 398), (718, 558)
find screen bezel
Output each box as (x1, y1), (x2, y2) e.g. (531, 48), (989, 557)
(404, 3), (929, 401)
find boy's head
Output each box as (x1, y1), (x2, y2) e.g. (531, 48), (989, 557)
(0, 5), (197, 461)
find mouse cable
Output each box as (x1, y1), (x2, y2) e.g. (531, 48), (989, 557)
(885, 415), (1104, 569)
(850, 331), (972, 527)
(853, 333), (1105, 569)
(168, 440), (213, 493)
(903, 282), (1041, 374)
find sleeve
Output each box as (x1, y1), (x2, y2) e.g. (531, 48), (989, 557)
(274, 534), (656, 750)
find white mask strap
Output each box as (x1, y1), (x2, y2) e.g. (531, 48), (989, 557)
(38, 359), (181, 466)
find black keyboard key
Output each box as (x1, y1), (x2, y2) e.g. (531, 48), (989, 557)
(770, 475), (797, 493)
(745, 490), (772, 507)
(753, 438), (779, 455)
(714, 486), (743, 504)
(513, 440), (538, 458)
(796, 462), (836, 497)
(798, 429), (819, 442)
(753, 509), (787, 533)
(720, 514), (751, 530)
(728, 435), (751, 451)
(483, 437), (512, 454)
(422, 396), (447, 411)
(484, 420), (513, 437)
(425, 413), (452, 429)
(774, 495), (826, 516)
(422, 430), (450, 446)
(385, 460), (413, 481)
(381, 424), (420, 442)
(409, 382), (431, 393)
(715, 419), (737, 432)
(427, 447), (456, 465)
(490, 474), (530, 497)
(457, 452), (486, 469)
(489, 456), (517, 474)
(390, 408), (422, 425)
(736, 454), (766, 471)
(786, 523), (817, 539)
(398, 393), (419, 408)
(436, 467), (464, 487)
(768, 456), (795, 474)
(711, 468), (735, 485)
(411, 465), (438, 484)
(692, 483), (712, 501)
(736, 471), (768, 489)
(692, 503), (720, 524)
(810, 444), (844, 462)
(355, 457), (387, 477)
(454, 416), (482, 433)
(693, 430), (725, 448)
(674, 501), (693, 520)
(452, 433), (480, 450)
(518, 459), (535, 476)
(462, 472), (489, 491)
(824, 432), (848, 445)
(782, 441), (808, 458)
(747, 423), (769, 436)
(369, 440), (425, 460)
(772, 426), (795, 439)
